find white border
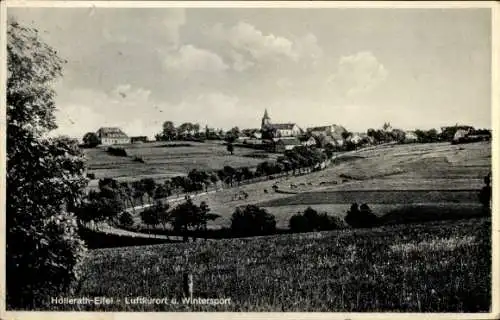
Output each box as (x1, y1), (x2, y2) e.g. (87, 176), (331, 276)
(0, 1), (498, 320)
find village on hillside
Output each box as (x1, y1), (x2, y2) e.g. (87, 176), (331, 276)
(7, 5), (494, 314)
(84, 109), (491, 151)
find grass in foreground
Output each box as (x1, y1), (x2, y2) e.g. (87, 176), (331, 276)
(65, 217), (490, 312)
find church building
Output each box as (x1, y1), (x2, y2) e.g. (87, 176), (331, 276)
(261, 109), (302, 138)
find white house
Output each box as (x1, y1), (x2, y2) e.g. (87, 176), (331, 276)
(453, 129), (470, 141)
(270, 123), (302, 137)
(404, 131), (418, 143)
(96, 127), (130, 145)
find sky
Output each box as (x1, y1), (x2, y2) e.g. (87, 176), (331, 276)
(8, 6), (492, 139)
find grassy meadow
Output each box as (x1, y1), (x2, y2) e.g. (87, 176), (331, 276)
(67, 217), (491, 312)
(123, 141), (491, 230)
(66, 141), (493, 312)
(84, 141), (272, 186)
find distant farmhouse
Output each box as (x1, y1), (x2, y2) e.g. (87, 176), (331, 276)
(261, 109), (302, 138)
(404, 131), (418, 143)
(96, 127), (130, 145)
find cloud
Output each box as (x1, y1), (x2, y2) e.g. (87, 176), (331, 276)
(230, 50), (255, 72)
(208, 22), (323, 71)
(161, 8), (186, 48)
(294, 33), (323, 62)
(327, 51), (388, 97)
(53, 84), (262, 140)
(53, 84), (162, 139)
(163, 45), (229, 75)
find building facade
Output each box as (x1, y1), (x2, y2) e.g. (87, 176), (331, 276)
(261, 109), (302, 138)
(96, 127), (131, 145)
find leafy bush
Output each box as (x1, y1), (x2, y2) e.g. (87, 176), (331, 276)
(289, 213), (310, 232)
(82, 132), (100, 148)
(140, 207), (160, 229)
(119, 211), (134, 227)
(231, 205), (276, 236)
(478, 173), (492, 213)
(345, 203), (379, 228)
(289, 207), (344, 233)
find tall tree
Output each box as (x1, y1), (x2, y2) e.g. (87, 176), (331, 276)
(193, 123), (200, 134)
(198, 201), (220, 240)
(82, 132), (100, 147)
(6, 19), (88, 309)
(141, 178), (157, 204)
(227, 142), (234, 155)
(161, 121), (177, 141)
(169, 198), (201, 242)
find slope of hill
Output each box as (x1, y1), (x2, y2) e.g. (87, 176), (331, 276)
(65, 217), (490, 312)
(139, 141), (491, 229)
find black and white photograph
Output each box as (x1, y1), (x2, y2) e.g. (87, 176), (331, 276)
(1, 0), (498, 317)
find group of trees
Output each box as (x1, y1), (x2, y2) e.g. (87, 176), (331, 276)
(479, 173), (492, 213)
(365, 123), (491, 145)
(254, 146), (328, 178)
(344, 203), (379, 228)
(7, 19), (88, 308)
(155, 121), (241, 142)
(136, 198), (220, 241)
(289, 207), (344, 233)
(230, 205), (277, 237)
(82, 132), (100, 147)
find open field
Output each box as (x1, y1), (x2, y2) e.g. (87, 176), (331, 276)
(66, 217), (490, 312)
(125, 141), (491, 230)
(84, 141), (275, 186)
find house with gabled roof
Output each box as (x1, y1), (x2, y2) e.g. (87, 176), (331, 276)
(261, 109), (302, 138)
(96, 127), (130, 145)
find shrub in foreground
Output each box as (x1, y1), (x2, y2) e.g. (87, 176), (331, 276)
(290, 207), (344, 233)
(345, 203), (379, 228)
(231, 205), (276, 236)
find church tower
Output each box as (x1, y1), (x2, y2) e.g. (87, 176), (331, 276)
(261, 109), (271, 129)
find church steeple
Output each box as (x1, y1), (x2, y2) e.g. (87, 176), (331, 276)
(261, 109), (271, 129)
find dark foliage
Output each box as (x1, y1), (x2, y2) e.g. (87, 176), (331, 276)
(289, 207), (344, 233)
(119, 211), (134, 227)
(82, 132), (100, 148)
(7, 19), (87, 309)
(231, 205), (276, 236)
(345, 203), (379, 228)
(478, 173), (492, 213)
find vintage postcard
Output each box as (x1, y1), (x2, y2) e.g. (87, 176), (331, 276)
(1, 1), (499, 319)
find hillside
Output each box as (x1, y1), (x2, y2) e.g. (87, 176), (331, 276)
(132, 141), (491, 229)
(67, 217), (490, 312)
(83, 141), (275, 187)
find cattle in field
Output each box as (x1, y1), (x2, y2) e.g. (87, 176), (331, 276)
(264, 189), (268, 193)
